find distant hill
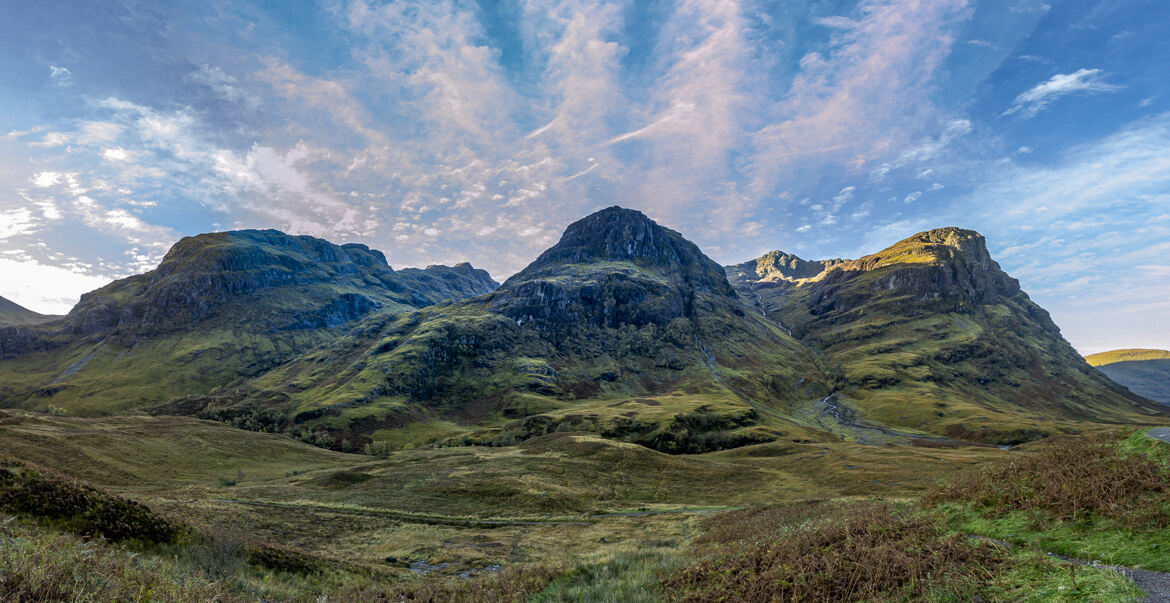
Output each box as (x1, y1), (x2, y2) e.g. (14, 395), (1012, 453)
(1085, 349), (1170, 404)
(0, 295), (59, 327)
(727, 227), (1166, 443)
(0, 230), (497, 414)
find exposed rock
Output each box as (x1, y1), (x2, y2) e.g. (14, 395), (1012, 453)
(492, 207), (739, 330)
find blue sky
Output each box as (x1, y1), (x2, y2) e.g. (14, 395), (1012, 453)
(0, 0), (1167, 353)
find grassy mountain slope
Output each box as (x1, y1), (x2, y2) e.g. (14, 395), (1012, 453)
(727, 227), (1168, 444)
(0, 230), (496, 415)
(1086, 349), (1170, 404)
(0, 296), (58, 327)
(195, 207), (832, 452)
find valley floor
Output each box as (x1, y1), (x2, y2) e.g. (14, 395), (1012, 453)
(2, 410), (1169, 601)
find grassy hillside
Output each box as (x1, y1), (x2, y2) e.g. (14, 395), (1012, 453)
(0, 296), (58, 327)
(930, 429), (1170, 574)
(1085, 349), (1170, 403)
(1086, 348), (1170, 365)
(0, 410), (357, 488)
(0, 230), (496, 416)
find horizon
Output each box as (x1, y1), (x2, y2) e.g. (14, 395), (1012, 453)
(2, 0), (1168, 354)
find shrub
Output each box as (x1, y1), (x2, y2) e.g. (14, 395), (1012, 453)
(327, 564), (563, 602)
(925, 430), (1170, 527)
(0, 458), (182, 545)
(662, 501), (1005, 602)
(0, 515), (235, 602)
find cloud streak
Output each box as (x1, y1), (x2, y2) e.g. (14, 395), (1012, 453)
(1002, 68), (1120, 118)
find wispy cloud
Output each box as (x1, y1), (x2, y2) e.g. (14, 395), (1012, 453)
(947, 112), (1170, 348)
(746, 0), (970, 199)
(1, 0), (1165, 354)
(1002, 68), (1120, 117)
(49, 65), (72, 86)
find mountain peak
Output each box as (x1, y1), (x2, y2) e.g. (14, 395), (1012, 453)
(503, 206), (735, 297)
(891, 227), (990, 263)
(521, 206), (670, 266)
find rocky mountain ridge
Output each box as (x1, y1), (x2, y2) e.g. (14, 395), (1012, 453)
(727, 227), (1163, 442)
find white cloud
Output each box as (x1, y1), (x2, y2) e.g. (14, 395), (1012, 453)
(0, 209), (38, 239)
(1002, 68), (1120, 117)
(102, 148), (129, 161)
(49, 65), (72, 86)
(32, 171), (62, 188)
(0, 258), (111, 315)
(33, 132), (70, 147)
(965, 39), (998, 49)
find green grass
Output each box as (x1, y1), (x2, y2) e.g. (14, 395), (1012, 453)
(1085, 349), (1170, 366)
(937, 504), (1170, 572)
(0, 410), (358, 488)
(1, 409), (1161, 601)
(992, 550), (1145, 602)
(0, 514), (236, 602)
(532, 550), (680, 602)
(660, 500), (1143, 602)
(929, 429), (1170, 573)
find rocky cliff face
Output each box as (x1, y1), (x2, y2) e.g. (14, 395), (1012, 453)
(727, 251), (846, 283)
(492, 207), (739, 331)
(801, 228), (1056, 328)
(396, 263), (498, 306)
(505, 206), (735, 296)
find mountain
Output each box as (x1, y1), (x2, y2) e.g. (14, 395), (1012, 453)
(1085, 349), (1170, 404)
(727, 227), (1167, 444)
(204, 207), (826, 452)
(1, 212), (1162, 452)
(0, 230), (496, 414)
(0, 296), (59, 327)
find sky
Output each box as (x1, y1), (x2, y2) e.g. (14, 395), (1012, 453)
(0, 0), (1167, 354)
